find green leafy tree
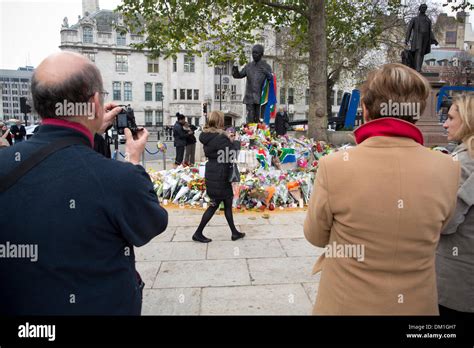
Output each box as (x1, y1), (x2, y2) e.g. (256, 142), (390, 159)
(442, 0), (474, 11)
(118, 0), (403, 140)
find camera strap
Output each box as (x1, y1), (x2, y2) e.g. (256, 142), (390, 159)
(0, 136), (90, 193)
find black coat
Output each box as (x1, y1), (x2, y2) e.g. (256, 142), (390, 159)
(186, 125), (197, 145)
(200, 131), (240, 200)
(275, 111), (289, 135)
(10, 124), (26, 141)
(173, 121), (188, 147)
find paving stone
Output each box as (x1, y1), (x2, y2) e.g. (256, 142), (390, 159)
(279, 238), (325, 257)
(240, 224), (305, 239)
(135, 261), (161, 289)
(167, 215), (213, 227)
(248, 256), (318, 285)
(153, 259), (251, 288)
(207, 239), (285, 259)
(267, 212), (307, 225)
(149, 227), (177, 242)
(135, 242), (207, 261)
(201, 284), (312, 315)
(142, 288), (201, 315)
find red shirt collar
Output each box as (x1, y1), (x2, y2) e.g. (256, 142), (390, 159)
(41, 118), (94, 147)
(354, 117), (424, 146)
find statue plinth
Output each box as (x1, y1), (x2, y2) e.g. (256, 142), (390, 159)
(416, 73), (447, 147)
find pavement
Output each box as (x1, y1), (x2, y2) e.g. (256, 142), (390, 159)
(135, 207), (324, 315)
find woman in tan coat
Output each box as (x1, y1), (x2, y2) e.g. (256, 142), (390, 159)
(304, 63), (460, 315)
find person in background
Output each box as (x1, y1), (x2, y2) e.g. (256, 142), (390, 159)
(437, 93), (474, 319)
(173, 113), (188, 167)
(10, 120), (26, 143)
(0, 122), (12, 146)
(184, 122), (197, 165)
(304, 63), (460, 315)
(275, 106), (289, 136)
(193, 110), (245, 243)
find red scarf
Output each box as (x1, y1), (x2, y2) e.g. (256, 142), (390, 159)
(354, 117), (424, 145)
(42, 118), (94, 147)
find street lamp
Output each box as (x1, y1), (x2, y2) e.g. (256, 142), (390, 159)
(216, 64), (225, 110)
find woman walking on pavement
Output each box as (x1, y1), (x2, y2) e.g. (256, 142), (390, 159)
(192, 111), (245, 243)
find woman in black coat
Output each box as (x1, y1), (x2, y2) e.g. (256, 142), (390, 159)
(193, 111), (245, 243)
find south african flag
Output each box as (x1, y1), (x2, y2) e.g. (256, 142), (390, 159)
(260, 73), (277, 125)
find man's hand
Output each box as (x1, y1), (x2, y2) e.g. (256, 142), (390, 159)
(124, 127), (148, 165)
(99, 103), (122, 134)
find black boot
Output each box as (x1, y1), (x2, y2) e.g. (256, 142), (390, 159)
(231, 231), (246, 241)
(192, 233), (212, 243)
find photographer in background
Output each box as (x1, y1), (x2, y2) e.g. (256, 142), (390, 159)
(0, 51), (168, 315)
(173, 113), (188, 167)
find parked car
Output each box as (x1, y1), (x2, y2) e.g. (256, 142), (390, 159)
(25, 125), (40, 139)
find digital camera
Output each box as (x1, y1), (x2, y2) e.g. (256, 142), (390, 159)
(116, 105), (138, 136)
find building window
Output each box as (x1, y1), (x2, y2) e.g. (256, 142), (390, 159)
(155, 110), (163, 126)
(124, 82), (132, 101)
(83, 27), (93, 44)
(113, 82), (121, 100)
(145, 110), (153, 126)
(337, 90), (343, 105)
(116, 31), (127, 46)
(173, 89), (177, 100)
(173, 57), (177, 72)
(84, 52), (95, 62)
(305, 88), (309, 105)
(446, 31), (457, 44)
(288, 88), (294, 104)
(187, 89), (193, 100)
(155, 83), (163, 101)
(180, 89), (185, 100)
(193, 89), (199, 100)
(214, 62), (231, 75)
(145, 83), (153, 101)
(115, 54), (128, 72)
(231, 85), (237, 100)
(184, 55), (195, 72)
(148, 58), (159, 73)
(280, 87), (286, 105)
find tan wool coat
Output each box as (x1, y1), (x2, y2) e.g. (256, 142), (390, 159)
(304, 136), (460, 315)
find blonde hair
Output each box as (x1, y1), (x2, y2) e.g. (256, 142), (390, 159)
(203, 110), (225, 133)
(361, 63), (431, 123)
(452, 93), (474, 157)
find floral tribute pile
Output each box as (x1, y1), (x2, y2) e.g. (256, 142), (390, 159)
(148, 123), (352, 211)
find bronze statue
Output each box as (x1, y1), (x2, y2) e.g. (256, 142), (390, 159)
(405, 4), (438, 72)
(232, 44), (273, 123)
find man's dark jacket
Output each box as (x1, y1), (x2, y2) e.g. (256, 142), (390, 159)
(0, 124), (168, 315)
(173, 121), (187, 147)
(10, 124), (26, 141)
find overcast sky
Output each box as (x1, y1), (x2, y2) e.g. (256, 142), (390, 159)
(0, 0), (471, 70)
(0, 0), (122, 69)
